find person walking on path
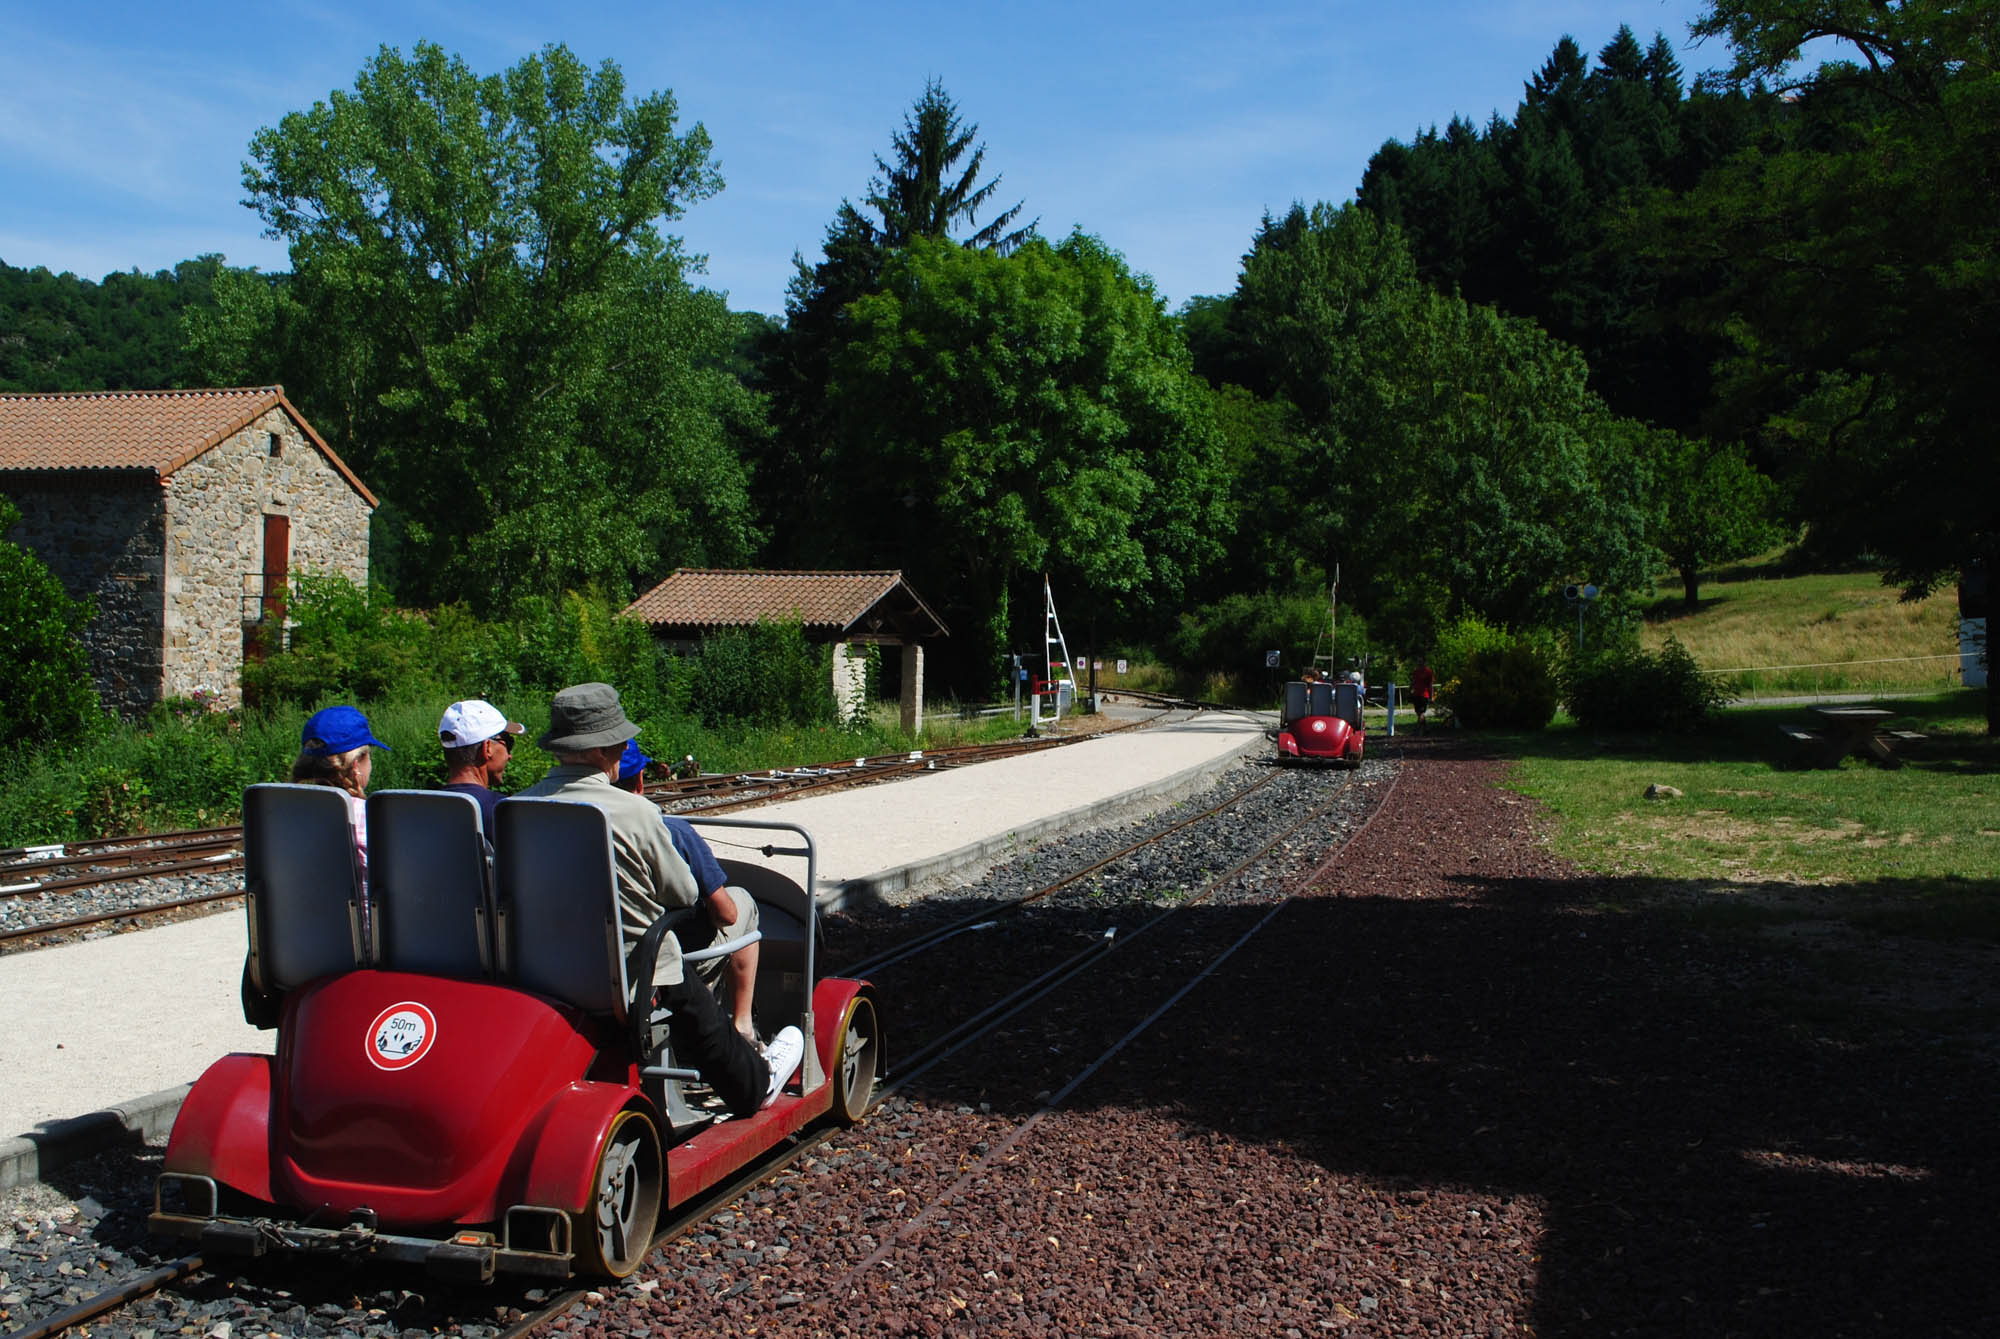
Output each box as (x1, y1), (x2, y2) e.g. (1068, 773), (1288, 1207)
(1410, 660), (1436, 734)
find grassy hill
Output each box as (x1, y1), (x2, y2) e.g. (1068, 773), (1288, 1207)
(1637, 559), (1968, 698)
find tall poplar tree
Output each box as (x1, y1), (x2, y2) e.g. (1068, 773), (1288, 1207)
(192, 41), (755, 606)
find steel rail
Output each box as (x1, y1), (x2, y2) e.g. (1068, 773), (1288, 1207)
(0, 1254), (206, 1339)
(830, 764), (1403, 1296)
(835, 767), (1282, 979)
(0, 887), (244, 947)
(0, 716), (1177, 903)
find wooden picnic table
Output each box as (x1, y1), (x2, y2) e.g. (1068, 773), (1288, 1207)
(1784, 705), (1905, 769)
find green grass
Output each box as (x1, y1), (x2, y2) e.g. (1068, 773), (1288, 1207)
(0, 689), (1033, 846)
(1639, 558), (1966, 698)
(1484, 689), (2000, 941)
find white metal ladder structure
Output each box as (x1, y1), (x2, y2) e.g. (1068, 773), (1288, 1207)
(1032, 576), (1078, 727)
(1310, 564), (1340, 681)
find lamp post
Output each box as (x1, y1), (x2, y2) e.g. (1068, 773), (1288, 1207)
(1564, 583), (1600, 650)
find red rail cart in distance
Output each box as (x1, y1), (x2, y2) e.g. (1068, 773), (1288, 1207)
(1276, 677), (1365, 766)
(151, 786), (880, 1282)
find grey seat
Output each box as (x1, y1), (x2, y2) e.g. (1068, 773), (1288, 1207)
(365, 790), (493, 979)
(495, 797), (720, 1127)
(691, 817), (824, 1092)
(241, 783), (366, 1018)
(1333, 681), (1362, 727)
(493, 797), (632, 1021)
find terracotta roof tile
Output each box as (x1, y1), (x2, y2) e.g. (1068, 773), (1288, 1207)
(625, 569), (948, 637)
(0, 386), (376, 506)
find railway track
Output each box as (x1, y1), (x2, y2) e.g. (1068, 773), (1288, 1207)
(2, 748), (1389, 1339)
(0, 713), (1173, 952)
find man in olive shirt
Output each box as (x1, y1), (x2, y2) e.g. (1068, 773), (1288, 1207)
(520, 683), (800, 1116)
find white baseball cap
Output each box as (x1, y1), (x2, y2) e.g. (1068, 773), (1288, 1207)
(438, 699), (525, 749)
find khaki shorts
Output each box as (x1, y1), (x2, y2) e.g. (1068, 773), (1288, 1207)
(688, 886), (760, 987)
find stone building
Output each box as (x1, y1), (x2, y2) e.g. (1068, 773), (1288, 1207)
(0, 386), (375, 713)
(624, 569), (947, 734)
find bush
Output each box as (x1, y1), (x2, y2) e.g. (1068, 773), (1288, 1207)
(1429, 614), (1514, 688)
(242, 570), (429, 707)
(682, 619), (834, 729)
(0, 497), (103, 745)
(1443, 639), (1559, 730)
(1566, 635), (1727, 733)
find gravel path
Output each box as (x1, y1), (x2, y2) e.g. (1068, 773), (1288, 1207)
(6, 741), (1995, 1338)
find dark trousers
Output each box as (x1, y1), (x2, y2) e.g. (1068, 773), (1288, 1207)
(655, 975), (770, 1117)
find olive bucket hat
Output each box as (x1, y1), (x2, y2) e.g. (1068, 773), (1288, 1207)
(538, 682), (642, 752)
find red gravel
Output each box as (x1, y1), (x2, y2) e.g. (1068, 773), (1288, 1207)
(562, 741), (1999, 1338)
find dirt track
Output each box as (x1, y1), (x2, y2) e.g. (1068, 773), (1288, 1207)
(555, 739), (1998, 1338)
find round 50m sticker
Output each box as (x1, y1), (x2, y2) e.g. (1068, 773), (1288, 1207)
(366, 1002), (438, 1071)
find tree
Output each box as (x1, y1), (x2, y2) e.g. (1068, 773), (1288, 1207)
(1651, 1), (1998, 727)
(1221, 203), (1656, 652)
(0, 256), (230, 392)
(756, 82), (1034, 565)
(204, 41), (755, 605)
(0, 497), (101, 745)
(865, 80), (1034, 253)
(1356, 26), (1774, 435)
(1640, 429), (1781, 607)
(820, 231), (1228, 688)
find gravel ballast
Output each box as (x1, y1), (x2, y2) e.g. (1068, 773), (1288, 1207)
(4, 741), (1995, 1338)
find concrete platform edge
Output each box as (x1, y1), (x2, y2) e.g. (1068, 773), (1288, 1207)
(823, 728), (1267, 912)
(2, 1083), (190, 1192)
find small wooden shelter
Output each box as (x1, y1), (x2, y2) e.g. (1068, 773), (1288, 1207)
(623, 569), (948, 733)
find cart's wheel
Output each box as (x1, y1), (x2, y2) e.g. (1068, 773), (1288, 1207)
(572, 1109), (662, 1279)
(832, 994), (882, 1125)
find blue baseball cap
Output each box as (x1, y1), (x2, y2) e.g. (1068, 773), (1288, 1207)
(300, 705), (390, 757)
(616, 738), (652, 784)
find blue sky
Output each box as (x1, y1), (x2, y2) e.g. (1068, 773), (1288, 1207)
(0, 1), (1728, 317)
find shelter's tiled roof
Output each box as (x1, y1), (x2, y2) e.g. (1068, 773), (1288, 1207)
(0, 386), (376, 506)
(625, 569), (948, 637)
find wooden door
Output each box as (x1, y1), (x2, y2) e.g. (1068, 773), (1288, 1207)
(261, 513), (290, 624)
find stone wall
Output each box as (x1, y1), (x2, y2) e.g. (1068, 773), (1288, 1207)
(1, 474), (166, 715)
(165, 408), (371, 703)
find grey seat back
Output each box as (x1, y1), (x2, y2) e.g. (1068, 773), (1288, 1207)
(688, 817), (819, 1084)
(494, 797), (628, 1020)
(1334, 681), (1362, 727)
(1282, 680), (1309, 722)
(1309, 681), (1336, 718)
(242, 783), (365, 998)
(366, 790), (493, 979)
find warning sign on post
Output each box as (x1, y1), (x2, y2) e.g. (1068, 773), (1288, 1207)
(1264, 650), (1281, 669)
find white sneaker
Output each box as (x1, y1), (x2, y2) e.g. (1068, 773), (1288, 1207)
(760, 1026), (804, 1109)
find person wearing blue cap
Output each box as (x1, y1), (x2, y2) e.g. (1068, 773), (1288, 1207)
(614, 740), (761, 1043)
(291, 704), (390, 886)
